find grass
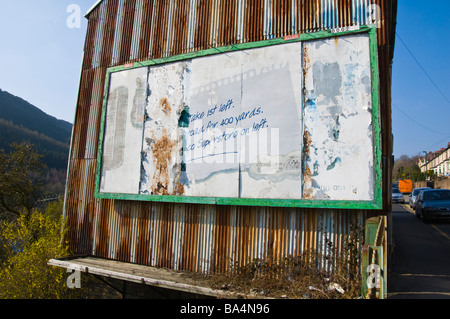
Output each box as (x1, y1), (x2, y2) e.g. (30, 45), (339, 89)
(206, 224), (364, 299)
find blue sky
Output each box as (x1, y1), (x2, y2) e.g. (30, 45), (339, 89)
(392, 0), (450, 158)
(0, 1), (91, 123)
(0, 0), (449, 160)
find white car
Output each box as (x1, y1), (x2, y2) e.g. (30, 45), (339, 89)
(409, 187), (431, 210)
(392, 188), (404, 204)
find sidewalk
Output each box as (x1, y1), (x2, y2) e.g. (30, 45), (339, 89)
(388, 204), (450, 299)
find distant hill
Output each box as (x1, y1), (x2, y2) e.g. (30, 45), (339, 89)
(0, 88), (72, 170)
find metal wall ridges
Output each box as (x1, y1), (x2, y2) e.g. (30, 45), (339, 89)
(64, 0), (397, 274)
(186, 0), (198, 51)
(84, 69), (104, 160)
(71, 70), (94, 160)
(166, 0), (191, 57)
(119, 0), (138, 64)
(110, 0), (125, 66)
(79, 203), (366, 274)
(83, 0), (388, 70)
(163, 0), (174, 57)
(129, 0), (144, 61)
(92, 0), (107, 69)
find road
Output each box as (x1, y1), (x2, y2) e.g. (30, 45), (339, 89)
(388, 202), (450, 299)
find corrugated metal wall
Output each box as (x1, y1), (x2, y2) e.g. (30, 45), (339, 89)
(65, 0), (397, 274)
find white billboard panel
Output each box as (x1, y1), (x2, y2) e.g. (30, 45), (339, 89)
(99, 67), (147, 194)
(96, 28), (382, 209)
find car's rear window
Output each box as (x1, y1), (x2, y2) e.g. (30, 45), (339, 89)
(423, 191), (450, 201)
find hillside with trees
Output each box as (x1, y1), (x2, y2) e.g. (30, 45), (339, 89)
(0, 89), (72, 145)
(0, 89), (73, 194)
(393, 154), (425, 182)
(0, 143), (81, 299)
(0, 91), (78, 298)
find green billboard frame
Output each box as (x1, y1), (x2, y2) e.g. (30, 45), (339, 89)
(94, 26), (382, 210)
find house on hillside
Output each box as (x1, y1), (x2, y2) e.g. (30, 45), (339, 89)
(420, 143), (450, 178)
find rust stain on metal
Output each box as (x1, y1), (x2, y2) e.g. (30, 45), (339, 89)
(117, 205), (132, 261)
(82, 7), (99, 70)
(303, 46), (310, 77)
(151, 128), (176, 195)
(303, 128), (312, 156)
(303, 129), (315, 200)
(159, 97), (172, 115)
(93, 199), (113, 258)
(118, 0), (137, 64)
(135, 204), (151, 265)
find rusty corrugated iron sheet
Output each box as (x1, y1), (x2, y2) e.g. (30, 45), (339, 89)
(65, 0), (397, 274)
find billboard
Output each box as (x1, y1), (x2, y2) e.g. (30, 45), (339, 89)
(95, 27), (382, 209)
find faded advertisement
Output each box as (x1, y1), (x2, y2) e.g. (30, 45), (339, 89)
(98, 31), (378, 205)
(100, 67), (147, 194)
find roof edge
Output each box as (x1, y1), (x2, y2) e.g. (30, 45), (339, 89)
(85, 0), (103, 18)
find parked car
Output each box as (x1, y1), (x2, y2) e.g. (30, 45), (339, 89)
(392, 188), (404, 204)
(409, 187), (431, 210)
(415, 189), (450, 223)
